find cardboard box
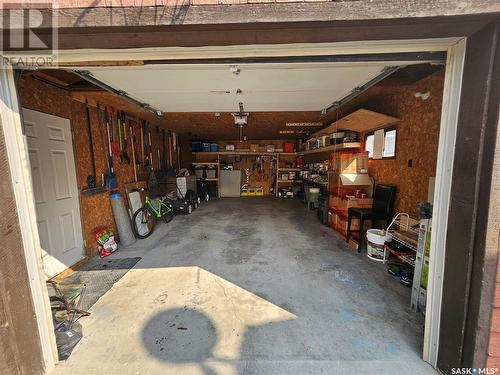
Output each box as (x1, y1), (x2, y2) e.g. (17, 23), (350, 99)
(330, 151), (369, 174)
(250, 144), (259, 152)
(329, 195), (373, 211)
(267, 144), (275, 152)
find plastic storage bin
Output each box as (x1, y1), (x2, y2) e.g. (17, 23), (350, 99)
(308, 187), (320, 209)
(210, 143), (219, 152)
(206, 169), (216, 179)
(317, 194), (329, 224)
(192, 141), (202, 152)
(283, 142), (295, 153)
(202, 142), (211, 152)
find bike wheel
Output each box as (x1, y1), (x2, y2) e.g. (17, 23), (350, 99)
(132, 206), (156, 239)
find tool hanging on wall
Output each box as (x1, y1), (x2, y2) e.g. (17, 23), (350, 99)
(109, 107), (120, 157)
(148, 125), (154, 170)
(162, 129), (166, 170)
(143, 120), (150, 168)
(84, 99), (97, 189)
(104, 107), (118, 189)
(167, 130), (172, 168)
(156, 126), (161, 171)
(139, 121), (145, 167)
(97, 103), (109, 182)
(117, 110), (123, 161)
(121, 112), (130, 164)
(129, 122), (138, 188)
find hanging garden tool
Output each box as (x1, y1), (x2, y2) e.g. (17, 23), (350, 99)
(140, 120), (146, 168)
(148, 123), (154, 170)
(156, 126), (161, 171)
(143, 120), (151, 168)
(104, 106), (118, 189)
(97, 103), (110, 185)
(83, 99), (97, 191)
(117, 110), (123, 162)
(129, 122), (138, 188)
(109, 107), (120, 157)
(162, 128), (166, 170)
(121, 114), (131, 164)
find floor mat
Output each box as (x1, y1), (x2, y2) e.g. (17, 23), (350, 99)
(57, 257), (141, 311)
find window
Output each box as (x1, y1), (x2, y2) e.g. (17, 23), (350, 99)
(383, 129), (397, 158)
(365, 134), (374, 158)
(365, 129), (397, 159)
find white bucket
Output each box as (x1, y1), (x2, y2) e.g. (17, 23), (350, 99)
(367, 229), (387, 261)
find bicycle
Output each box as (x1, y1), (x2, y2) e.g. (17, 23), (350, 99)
(132, 195), (175, 239)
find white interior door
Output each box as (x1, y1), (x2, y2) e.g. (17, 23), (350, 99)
(23, 108), (84, 278)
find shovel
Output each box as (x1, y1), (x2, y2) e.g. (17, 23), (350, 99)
(104, 107), (118, 189)
(121, 113), (130, 164)
(109, 107), (120, 158)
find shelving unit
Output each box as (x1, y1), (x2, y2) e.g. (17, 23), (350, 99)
(383, 213), (419, 263)
(192, 154), (221, 198)
(278, 168), (302, 172)
(275, 152), (300, 197)
(296, 142), (361, 156)
(311, 108), (400, 136)
(411, 218), (431, 312)
(192, 162), (219, 166)
(193, 150), (294, 157)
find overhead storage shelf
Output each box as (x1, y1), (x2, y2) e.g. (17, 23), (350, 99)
(278, 168), (302, 172)
(314, 108), (399, 136)
(297, 142), (361, 155)
(193, 151), (296, 156)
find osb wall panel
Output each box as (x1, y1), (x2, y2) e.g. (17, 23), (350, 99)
(20, 77), (173, 257)
(20, 76), (72, 119)
(70, 100), (134, 256)
(345, 70), (445, 217)
(0, 114), (44, 374)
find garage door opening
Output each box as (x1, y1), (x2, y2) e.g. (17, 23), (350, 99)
(4, 39), (465, 374)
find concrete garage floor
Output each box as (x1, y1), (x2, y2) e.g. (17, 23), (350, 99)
(51, 197), (435, 375)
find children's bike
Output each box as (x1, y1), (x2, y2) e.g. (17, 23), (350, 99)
(132, 195), (175, 239)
